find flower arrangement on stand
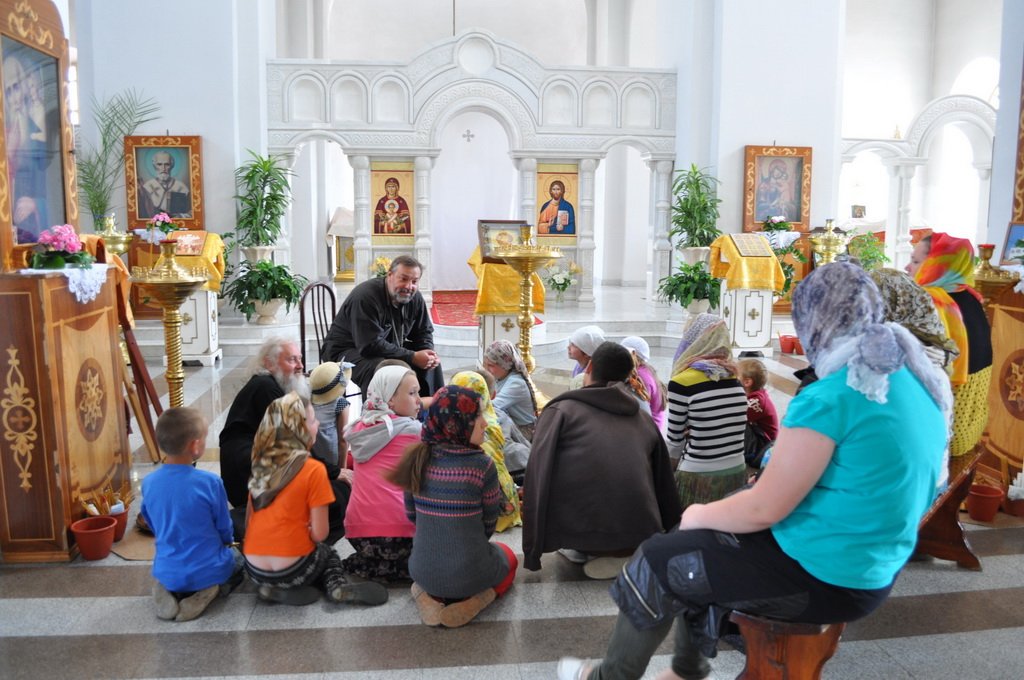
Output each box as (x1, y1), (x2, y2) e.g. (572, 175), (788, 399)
(761, 215), (791, 232)
(759, 215), (806, 298)
(371, 256), (392, 278)
(134, 211), (185, 244)
(30, 224), (94, 269)
(544, 261), (581, 302)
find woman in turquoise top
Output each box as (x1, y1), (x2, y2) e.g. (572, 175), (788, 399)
(557, 262), (953, 680)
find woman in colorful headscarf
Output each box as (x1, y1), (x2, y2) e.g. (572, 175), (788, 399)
(389, 385), (518, 628)
(243, 392), (388, 607)
(451, 370), (522, 531)
(341, 365), (422, 583)
(666, 313), (748, 509)
(558, 263), (952, 680)
(482, 339), (539, 439)
(908, 233), (993, 456)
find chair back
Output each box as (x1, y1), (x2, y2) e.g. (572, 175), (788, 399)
(299, 282), (337, 369)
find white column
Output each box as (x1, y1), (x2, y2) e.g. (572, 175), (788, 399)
(271, 147), (298, 265)
(885, 158), (923, 270)
(515, 157), (538, 223)
(648, 159), (673, 306)
(974, 163), (992, 247)
(578, 158), (599, 307)
(349, 155), (371, 283)
(414, 156), (435, 306)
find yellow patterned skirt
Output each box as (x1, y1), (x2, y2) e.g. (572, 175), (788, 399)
(950, 365), (992, 457)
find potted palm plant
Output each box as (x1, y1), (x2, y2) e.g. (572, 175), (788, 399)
(221, 260), (308, 325)
(668, 164), (722, 265)
(75, 90), (160, 228)
(657, 260), (721, 315)
(234, 151), (294, 262)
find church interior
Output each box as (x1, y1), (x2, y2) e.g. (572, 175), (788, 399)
(1, 1), (1023, 679)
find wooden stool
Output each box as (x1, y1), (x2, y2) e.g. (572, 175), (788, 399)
(730, 611), (845, 680)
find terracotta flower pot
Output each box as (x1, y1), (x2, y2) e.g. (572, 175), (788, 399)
(966, 484), (1004, 523)
(779, 335), (797, 353)
(106, 510), (129, 542)
(71, 515), (117, 560)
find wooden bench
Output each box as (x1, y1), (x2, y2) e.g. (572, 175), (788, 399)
(915, 449), (983, 570)
(730, 611), (844, 680)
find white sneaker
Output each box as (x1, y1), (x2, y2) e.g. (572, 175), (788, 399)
(556, 657), (592, 680)
(558, 548), (589, 564)
(583, 556), (628, 580)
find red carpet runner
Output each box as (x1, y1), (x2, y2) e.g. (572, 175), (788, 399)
(430, 290), (542, 327)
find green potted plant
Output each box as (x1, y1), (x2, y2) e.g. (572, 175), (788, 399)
(657, 260), (721, 314)
(847, 231), (889, 271)
(668, 164), (722, 264)
(221, 260), (308, 324)
(234, 150), (294, 261)
(758, 215), (806, 298)
(75, 90), (160, 228)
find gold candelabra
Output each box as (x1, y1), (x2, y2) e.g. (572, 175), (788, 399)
(809, 218), (849, 265)
(95, 215), (134, 257)
(131, 241), (207, 408)
(973, 243), (1019, 308)
(495, 225), (562, 374)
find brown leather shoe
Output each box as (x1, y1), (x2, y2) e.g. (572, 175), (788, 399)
(439, 587), (496, 628)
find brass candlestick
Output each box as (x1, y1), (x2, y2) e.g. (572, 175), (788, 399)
(973, 243), (1019, 312)
(95, 215), (134, 256)
(131, 241), (206, 408)
(809, 219), (849, 265)
(496, 231), (562, 374)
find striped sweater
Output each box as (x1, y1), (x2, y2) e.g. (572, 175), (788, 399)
(667, 368), (748, 473)
(405, 445), (509, 599)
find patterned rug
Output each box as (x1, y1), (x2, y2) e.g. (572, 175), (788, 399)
(430, 290), (542, 327)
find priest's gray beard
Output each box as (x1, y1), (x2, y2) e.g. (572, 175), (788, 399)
(272, 370), (311, 400)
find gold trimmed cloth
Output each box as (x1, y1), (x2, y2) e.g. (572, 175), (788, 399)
(467, 247), (545, 315)
(709, 234), (785, 293)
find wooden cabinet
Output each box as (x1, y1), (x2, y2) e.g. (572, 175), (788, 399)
(0, 269), (131, 562)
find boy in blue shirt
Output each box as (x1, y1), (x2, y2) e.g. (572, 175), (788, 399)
(141, 408), (243, 621)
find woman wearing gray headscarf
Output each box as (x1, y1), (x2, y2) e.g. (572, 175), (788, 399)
(557, 263), (952, 680)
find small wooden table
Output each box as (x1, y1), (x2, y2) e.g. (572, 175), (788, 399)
(915, 451), (983, 570)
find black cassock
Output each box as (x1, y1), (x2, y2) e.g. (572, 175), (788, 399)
(321, 277), (444, 397)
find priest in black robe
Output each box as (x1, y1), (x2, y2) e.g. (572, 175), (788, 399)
(321, 254), (444, 397)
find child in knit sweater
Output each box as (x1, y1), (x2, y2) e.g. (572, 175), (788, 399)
(388, 385), (518, 628)
(737, 358), (779, 469)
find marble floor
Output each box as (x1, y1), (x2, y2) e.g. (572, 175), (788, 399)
(1, 286), (1021, 680)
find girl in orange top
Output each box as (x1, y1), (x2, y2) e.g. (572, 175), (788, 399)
(243, 392), (388, 606)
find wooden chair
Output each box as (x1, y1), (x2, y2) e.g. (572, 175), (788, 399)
(299, 282), (337, 370)
(915, 449), (983, 569)
(730, 611), (845, 680)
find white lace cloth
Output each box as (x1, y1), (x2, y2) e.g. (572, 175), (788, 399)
(21, 264), (111, 304)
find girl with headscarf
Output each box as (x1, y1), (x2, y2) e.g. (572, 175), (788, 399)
(909, 233), (993, 456)
(243, 392), (388, 607)
(621, 335), (667, 433)
(666, 313), (748, 509)
(558, 263), (951, 680)
(341, 365), (423, 582)
(389, 385), (518, 628)
(482, 340), (539, 439)
(452, 371), (522, 531)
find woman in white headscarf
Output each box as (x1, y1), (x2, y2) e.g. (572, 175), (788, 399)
(341, 365), (423, 582)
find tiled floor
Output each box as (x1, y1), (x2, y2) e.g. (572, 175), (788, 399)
(1, 285), (1020, 680)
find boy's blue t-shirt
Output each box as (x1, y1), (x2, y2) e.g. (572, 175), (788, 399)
(771, 366), (945, 590)
(141, 465), (236, 592)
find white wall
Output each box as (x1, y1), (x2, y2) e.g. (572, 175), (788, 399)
(713, 0), (845, 231)
(934, 0), (1002, 100)
(74, 0), (274, 238)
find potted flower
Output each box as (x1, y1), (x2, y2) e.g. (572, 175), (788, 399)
(847, 231), (889, 271)
(75, 90), (159, 229)
(657, 260), (721, 314)
(371, 256), (392, 278)
(221, 260), (308, 324)
(668, 164), (722, 265)
(30, 224), (94, 269)
(543, 261), (581, 302)
(234, 150), (294, 262)
(134, 211), (185, 244)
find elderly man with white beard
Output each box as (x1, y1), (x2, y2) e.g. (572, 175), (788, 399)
(219, 337), (311, 509)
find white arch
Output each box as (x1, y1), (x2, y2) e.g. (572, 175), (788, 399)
(904, 95), (996, 162)
(418, 82), (534, 150)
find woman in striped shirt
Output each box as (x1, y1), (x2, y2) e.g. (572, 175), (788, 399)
(666, 313), (749, 509)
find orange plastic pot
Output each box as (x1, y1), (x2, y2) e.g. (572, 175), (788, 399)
(966, 484), (1004, 523)
(71, 515), (117, 560)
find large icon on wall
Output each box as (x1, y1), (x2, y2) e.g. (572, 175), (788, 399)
(536, 163), (578, 240)
(2, 35), (67, 245)
(371, 162), (414, 244)
(124, 135), (204, 230)
(742, 145), (812, 233)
